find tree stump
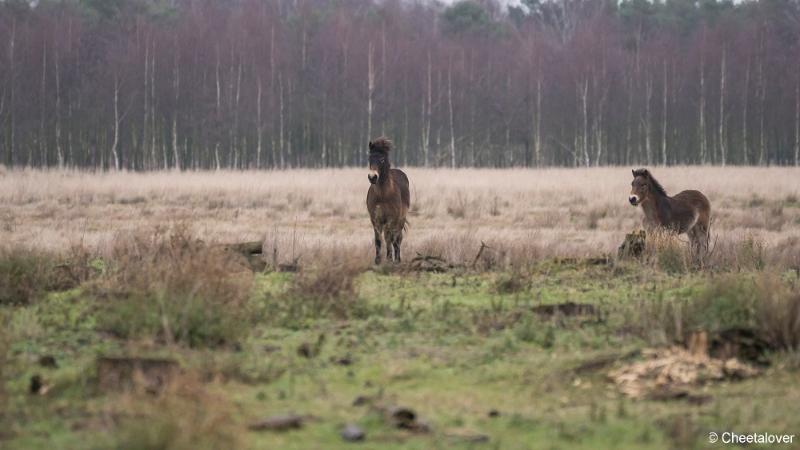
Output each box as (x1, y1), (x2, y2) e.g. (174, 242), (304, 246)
(618, 230), (646, 259)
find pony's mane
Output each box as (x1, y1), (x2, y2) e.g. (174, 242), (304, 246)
(369, 137), (393, 156)
(633, 168), (667, 196)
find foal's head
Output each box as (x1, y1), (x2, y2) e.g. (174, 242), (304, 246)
(629, 168), (666, 206)
(367, 137), (393, 185)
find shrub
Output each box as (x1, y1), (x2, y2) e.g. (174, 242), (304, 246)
(491, 270), (530, 295)
(755, 276), (800, 351)
(0, 247), (49, 305)
(0, 245), (93, 305)
(631, 274), (800, 351)
(643, 231), (689, 274)
(0, 313), (9, 429)
(111, 374), (243, 450)
(262, 259), (367, 327)
(94, 228), (253, 348)
(630, 276), (757, 345)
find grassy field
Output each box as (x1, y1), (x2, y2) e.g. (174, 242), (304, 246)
(2, 167), (800, 449)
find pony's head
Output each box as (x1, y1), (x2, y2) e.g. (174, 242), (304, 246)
(629, 168), (665, 206)
(368, 137), (393, 184)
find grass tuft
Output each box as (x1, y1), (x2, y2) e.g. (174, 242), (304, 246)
(94, 227), (253, 348)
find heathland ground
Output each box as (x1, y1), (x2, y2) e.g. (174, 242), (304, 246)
(1, 167), (799, 449)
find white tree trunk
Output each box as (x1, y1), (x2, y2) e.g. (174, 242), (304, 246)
(758, 35), (766, 165)
(111, 74), (121, 171)
(39, 44), (47, 166)
(448, 64), (456, 168)
(535, 75), (542, 166)
(55, 45), (64, 168)
(661, 61), (668, 166)
(699, 54), (707, 164)
(256, 75), (263, 169)
(742, 57), (750, 165)
(795, 70), (799, 166)
(143, 40), (150, 169)
(278, 73), (285, 169)
(422, 52), (432, 167)
(644, 74), (653, 165)
(580, 79), (589, 167)
(719, 47), (727, 166)
(172, 48), (180, 170)
(366, 41), (374, 143)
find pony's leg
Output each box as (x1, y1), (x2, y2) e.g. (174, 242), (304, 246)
(688, 225), (708, 266)
(697, 224), (709, 254)
(373, 227), (382, 265)
(393, 231), (403, 263)
(384, 229), (394, 262)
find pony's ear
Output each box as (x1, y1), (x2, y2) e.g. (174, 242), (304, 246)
(632, 169), (636, 177)
(368, 141), (374, 151)
(632, 168), (649, 178)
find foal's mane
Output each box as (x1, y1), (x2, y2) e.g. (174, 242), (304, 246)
(369, 137), (393, 156)
(633, 168), (667, 196)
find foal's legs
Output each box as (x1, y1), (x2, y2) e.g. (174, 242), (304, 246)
(393, 231), (403, 263)
(688, 224), (709, 264)
(384, 229), (394, 262)
(373, 227), (382, 265)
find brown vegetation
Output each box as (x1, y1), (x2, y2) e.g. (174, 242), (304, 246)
(2, 167), (798, 271)
(92, 227), (254, 348)
(108, 373), (243, 450)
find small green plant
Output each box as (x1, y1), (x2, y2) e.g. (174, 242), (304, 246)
(491, 270), (529, 295)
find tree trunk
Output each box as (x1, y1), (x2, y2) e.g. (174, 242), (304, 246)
(112, 74), (121, 171)
(742, 56), (750, 165)
(535, 75), (542, 167)
(278, 73), (285, 169)
(367, 41), (374, 143)
(661, 61), (668, 166)
(580, 78), (589, 167)
(718, 47), (727, 166)
(795, 68), (799, 166)
(699, 54), (707, 164)
(644, 74), (652, 165)
(172, 47), (181, 170)
(257, 75), (263, 169)
(55, 45), (64, 168)
(448, 64), (456, 168)
(39, 43), (47, 166)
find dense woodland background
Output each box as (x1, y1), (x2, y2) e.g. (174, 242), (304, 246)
(1, 0), (799, 170)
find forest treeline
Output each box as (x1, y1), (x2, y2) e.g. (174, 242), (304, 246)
(1, 0), (799, 170)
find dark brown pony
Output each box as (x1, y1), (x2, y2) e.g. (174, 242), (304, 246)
(366, 138), (410, 264)
(629, 168), (711, 254)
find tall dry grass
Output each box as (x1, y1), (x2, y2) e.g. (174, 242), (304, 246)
(92, 227), (254, 348)
(2, 167), (799, 268)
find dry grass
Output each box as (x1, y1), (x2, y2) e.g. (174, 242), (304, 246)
(93, 227), (254, 347)
(2, 167), (799, 268)
(629, 273), (800, 352)
(263, 256), (369, 326)
(106, 373), (244, 450)
(0, 244), (95, 305)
